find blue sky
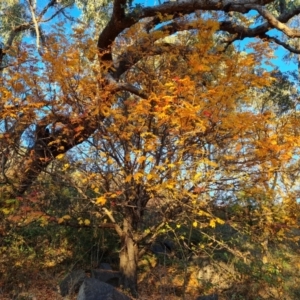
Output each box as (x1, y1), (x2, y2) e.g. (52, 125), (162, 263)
(235, 37), (298, 72)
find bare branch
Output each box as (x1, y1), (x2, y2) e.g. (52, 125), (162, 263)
(38, 0), (57, 18)
(264, 34), (300, 54)
(278, 6), (300, 23)
(138, 221), (166, 257)
(26, 0), (40, 50)
(5, 23), (34, 48)
(97, 0), (273, 57)
(253, 5), (300, 37)
(102, 207), (124, 237)
(114, 82), (148, 99)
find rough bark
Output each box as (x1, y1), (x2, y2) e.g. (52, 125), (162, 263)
(119, 216), (139, 297)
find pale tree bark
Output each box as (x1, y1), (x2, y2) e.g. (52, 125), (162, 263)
(119, 216), (139, 296)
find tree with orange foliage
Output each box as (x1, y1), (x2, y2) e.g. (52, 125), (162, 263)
(1, 0), (300, 296)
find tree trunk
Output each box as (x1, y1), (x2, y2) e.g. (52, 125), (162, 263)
(119, 216), (138, 297)
(120, 217), (138, 297)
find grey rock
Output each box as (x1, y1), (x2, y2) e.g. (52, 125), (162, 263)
(150, 242), (168, 254)
(150, 239), (174, 255)
(91, 269), (121, 287)
(197, 264), (215, 281)
(59, 269), (86, 296)
(196, 294), (218, 300)
(197, 261), (236, 291)
(77, 278), (130, 300)
(99, 263), (113, 270)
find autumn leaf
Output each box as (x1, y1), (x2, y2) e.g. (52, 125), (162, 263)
(125, 175), (132, 182)
(209, 219), (216, 228)
(57, 218), (65, 224)
(216, 218), (225, 225)
(96, 196), (107, 205)
(84, 219), (91, 226)
(262, 256), (268, 264)
(137, 156), (146, 164)
(133, 172), (144, 181)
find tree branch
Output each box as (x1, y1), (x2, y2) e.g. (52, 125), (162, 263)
(138, 221), (166, 257)
(264, 34), (300, 54)
(102, 207), (124, 237)
(10, 112), (99, 196)
(26, 0), (40, 50)
(97, 0), (273, 59)
(253, 5), (300, 37)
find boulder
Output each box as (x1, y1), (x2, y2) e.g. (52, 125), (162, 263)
(91, 269), (121, 287)
(150, 242), (169, 255)
(197, 261), (236, 291)
(99, 263), (113, 270)
(59, 269), (86, 296)
(150, 239), (175, 255)
(77, 278), (130, 300)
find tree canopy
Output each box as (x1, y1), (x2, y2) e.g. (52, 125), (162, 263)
(1, 0), (300, 194)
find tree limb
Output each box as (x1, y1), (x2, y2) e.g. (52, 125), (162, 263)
(26, 0), (40, 50)
(253, 5), (300, 37)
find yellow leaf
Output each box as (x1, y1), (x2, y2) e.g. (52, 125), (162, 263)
(44, 261), (56, 267)
(15, 261), (22, 267)
(125, 175), (132, 182)
(62, 163), (70, 171)
(137, 156), (146, 164)
(262, 256), (268, 264)
(57, 218), (64, 224)
(165, 181), (174, 189)
(198, 210), (209, 217)
(84, 219), (91, 226)
(193, 173), (202, 181)
(96, 196), (106, 205)
(164, 82), (175, 88)
(62, 215), (71, 220)
(209, 219), (216, 228)
(56, 154), (64, 159)
(193, 221), (198, 228)
(205, 160), (218, 168)
(147, 173), (153, 180)
(168, 163), (176, 168)
(216, 218), (225, 225)
(1, 208), (11, 215)
(133, 172), (144, 181)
